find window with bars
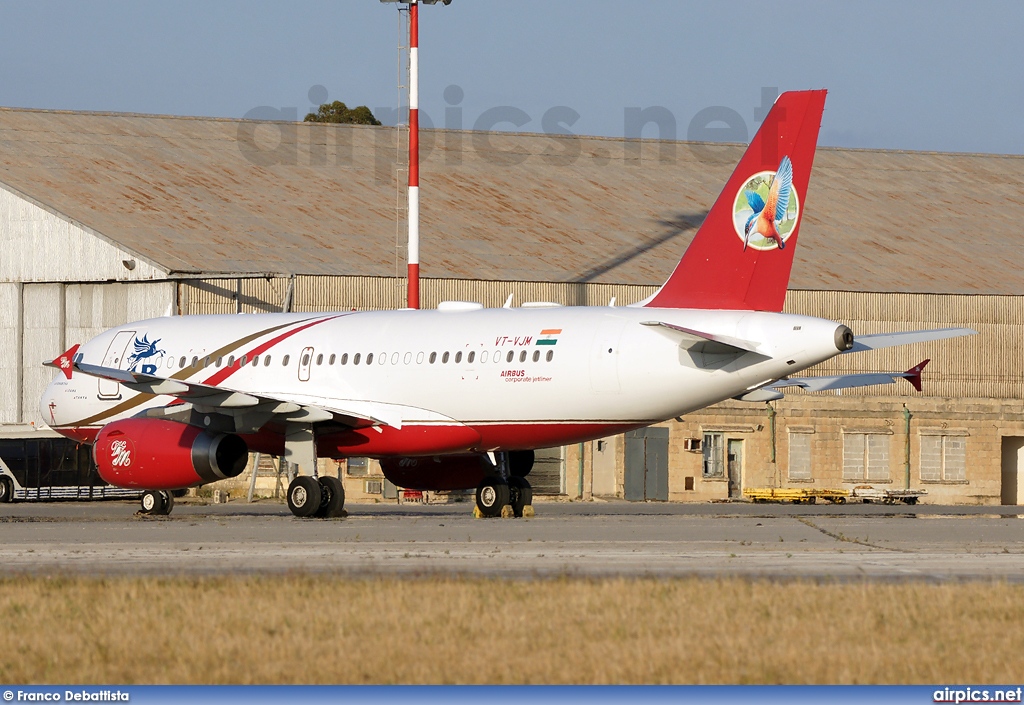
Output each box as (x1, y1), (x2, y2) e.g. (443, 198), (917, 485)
(843, 432), (890, 482)
(702, 432), (725, 478)
(788, 432), (813, 481)
(920, 434), (967, 482)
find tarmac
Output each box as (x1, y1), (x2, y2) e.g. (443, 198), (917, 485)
(1, 498), (1023, 581)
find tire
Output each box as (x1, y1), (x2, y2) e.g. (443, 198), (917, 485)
(317, 476), (346, 518)
(0, 476), (13, 503)
(509, 450), (535, 478)
(158, 491), (175, 516)
(507, 476), (532, 518)
(475, 476), (510, 518)
(287, 476), (322, 518)
(141, 490), (166, 515)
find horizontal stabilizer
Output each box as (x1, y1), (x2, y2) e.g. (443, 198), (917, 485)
(847, 328), (975, 353)
(640, 321), (763, 355)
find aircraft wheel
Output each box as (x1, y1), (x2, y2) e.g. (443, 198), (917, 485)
(507, 476), (532, 518)
(316, 476), (346, 518)
(475, 476), (509, 518)
(287, 476), (322, 518)
(158, 491), (175, 515)
(0, 476), (13, 503)
(141, 490), (166, 515)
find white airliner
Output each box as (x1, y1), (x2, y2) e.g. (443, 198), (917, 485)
(40, 90), (973, 518)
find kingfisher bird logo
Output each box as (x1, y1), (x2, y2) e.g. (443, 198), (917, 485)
(732, 155), (799, 251)
(127, 334), (166, 374)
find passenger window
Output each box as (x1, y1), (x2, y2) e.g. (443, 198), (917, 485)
(366, 353), (374, 365)
(283, 355), (290, 366)
(379, 352), (387, 365)
(494, 351), (501, 363)
(204, 356), (211, 368)
(167, 357), (175, 369)
(429, 352), (437, 364)
(442, 352), (450, 364)
(391, 352), (399, 365)
(353, 353), (361, 365)
(416, 352), (424, 364)
(264, 356), (272, 366)
(240, 355), (247, 366)
(316, 354), (323, 366)
(329, 354), (336, 365)
(251, 355), (259, 366)
(227, 355), (235, 367)
(455, 351), (462, 363)
(506, 351), (514, 363)
(532, 350), (540, 362)
(519, 350), (527, 363)
(301, 354), (310, 366)
(546, 350), (553, 362)
(216, 357), (223, 368)
(191, 356), (199, 368)
(404, 352), (412, 365)
(341, 353), (349, 365)
(480, 351), (488, 363)
(468, 351), (475, 363)
(179, 356), (186, 368)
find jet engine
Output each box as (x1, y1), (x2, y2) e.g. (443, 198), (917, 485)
(94, 418), (248, 490)
(379, 453), (497, 491)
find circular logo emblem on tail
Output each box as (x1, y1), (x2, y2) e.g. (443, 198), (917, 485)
(732, 155), (800, 251)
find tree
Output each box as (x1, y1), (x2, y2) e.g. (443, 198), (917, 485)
(304, 101), (381, 126)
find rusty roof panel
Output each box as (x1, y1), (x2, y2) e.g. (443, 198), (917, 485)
(0, 107), (1022, 294)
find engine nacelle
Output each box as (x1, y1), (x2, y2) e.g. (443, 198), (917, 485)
(379, 453), (496, 491)
(94, 418), (248, 490)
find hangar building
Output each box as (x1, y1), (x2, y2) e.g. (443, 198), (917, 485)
(0, 106), (1021, 504)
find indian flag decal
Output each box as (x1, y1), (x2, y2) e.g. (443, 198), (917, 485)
(536, 329), (562, 346)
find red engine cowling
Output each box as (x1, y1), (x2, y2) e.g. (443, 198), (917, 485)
(94, 418), (248, 490)
(379, 454), (496, 491)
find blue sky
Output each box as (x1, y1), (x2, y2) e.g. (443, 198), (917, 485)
(1, 0), (1021, 154)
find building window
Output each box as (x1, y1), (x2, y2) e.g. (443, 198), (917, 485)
(346, 457), (369, 477)
(788, 431), (812, 481)
(920, 434), (967, 482)
(702, 432), (725, 478)
(843, 432), (890, 481)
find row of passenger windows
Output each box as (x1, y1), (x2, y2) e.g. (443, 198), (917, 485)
(160, 348), (555, 370)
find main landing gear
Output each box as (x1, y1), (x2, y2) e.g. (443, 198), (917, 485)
(474, 451), (534, 519)
(140, 490), (175, 516)
(287, 475), (346, 519)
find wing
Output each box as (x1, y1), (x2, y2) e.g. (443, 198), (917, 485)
(50, 359), (401, 430)
(735, 360), (931, 402)
(745, 190), (765, 214)
(640, 320), (764, 355)
(772, 156), (793, 223)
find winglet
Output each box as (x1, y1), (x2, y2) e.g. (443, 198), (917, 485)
(47, 344), (80, 380)
(903, 359), (930, 392)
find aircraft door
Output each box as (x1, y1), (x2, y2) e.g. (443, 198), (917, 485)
(298, 347), (314, 382)
(97, 330), (136, 399)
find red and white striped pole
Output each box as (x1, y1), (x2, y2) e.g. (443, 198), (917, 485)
(407, 0), (420, 309)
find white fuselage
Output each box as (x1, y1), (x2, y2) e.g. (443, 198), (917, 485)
(41, 305), (846, 454)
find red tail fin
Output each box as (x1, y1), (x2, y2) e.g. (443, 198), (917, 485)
(644, 90), (826, 311)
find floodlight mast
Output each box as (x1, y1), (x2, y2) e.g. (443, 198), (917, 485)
(381, 0), (449, 309)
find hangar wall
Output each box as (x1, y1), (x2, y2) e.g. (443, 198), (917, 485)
(0, 281), (175, 428)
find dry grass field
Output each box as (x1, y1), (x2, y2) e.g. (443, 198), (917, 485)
(1, 575), (1022, 684)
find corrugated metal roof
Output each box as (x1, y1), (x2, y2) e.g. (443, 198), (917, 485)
(1, 106), (1022, 294)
